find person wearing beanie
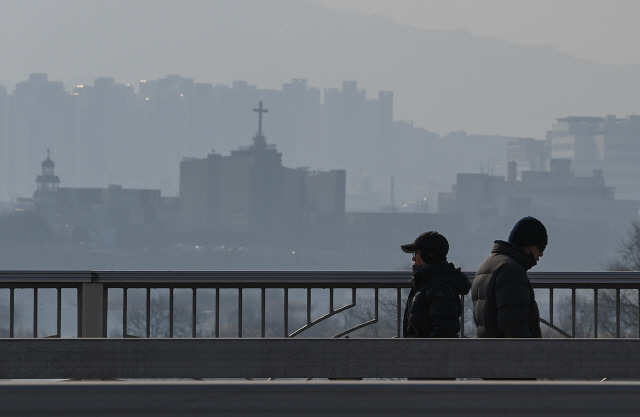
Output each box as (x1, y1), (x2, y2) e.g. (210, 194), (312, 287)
(401, 231), (471, 338)
(472, 216), (547, 338)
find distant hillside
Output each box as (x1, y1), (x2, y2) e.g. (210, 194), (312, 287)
(2, 0), (640, 137)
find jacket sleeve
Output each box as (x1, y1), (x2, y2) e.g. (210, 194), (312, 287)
(426, 282), (461, 337)
(494, 264), (534, 337)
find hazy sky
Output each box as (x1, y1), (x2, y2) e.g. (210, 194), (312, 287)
(312, 0), (640, 67)
(1, 0), (639, 139)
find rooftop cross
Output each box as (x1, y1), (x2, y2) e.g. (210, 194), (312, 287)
(253, 101), (268, 139)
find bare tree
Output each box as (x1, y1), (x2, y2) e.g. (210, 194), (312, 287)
(550, 289), (639, 338)
(603, 221), (640, 336)
(607, 220), (640, 271)
(339, 288), (405, 338)
(108, 290), (193, 338)
(544, 221), (640, 339)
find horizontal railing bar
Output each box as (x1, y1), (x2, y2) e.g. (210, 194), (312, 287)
(0, 271), (92, 283)
(0, 270), (640, 288)
(94, 271), (410, 287)
(0, 284), (85, 289)
(1, 338), (640, 380)
(0, 271), (640, 288)
(529, 272), (640, 287)
(0, 270), (638, 281)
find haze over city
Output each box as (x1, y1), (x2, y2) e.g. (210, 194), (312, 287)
(3, 4), (640, 413)
(2, 0), (640, 137)
(0, 0), (639, 272)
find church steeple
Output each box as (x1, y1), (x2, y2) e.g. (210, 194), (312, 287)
(252, 101), (268, 150)
(36, 149), (60, 192)
(230, 101), (279, 157)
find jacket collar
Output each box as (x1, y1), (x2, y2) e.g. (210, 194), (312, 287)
(492, 240), (537, 270)
(413, 261), (454, 283)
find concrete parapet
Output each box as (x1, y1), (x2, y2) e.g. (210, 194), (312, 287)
(0, 338), (638, 380)
(0, 380), (639, 416)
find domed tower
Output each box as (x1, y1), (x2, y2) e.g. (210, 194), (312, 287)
(35, 149), (60, 193)
(34, 150), (60, 220)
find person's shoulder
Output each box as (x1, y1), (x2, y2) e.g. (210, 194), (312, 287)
(475, 252), (525, 285)
(493, 256), (528, 285)
(494, 253), (521, 268)
(476, 252), (509, 276)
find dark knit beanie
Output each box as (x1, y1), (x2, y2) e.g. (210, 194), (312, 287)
(508, 216), (548, 248)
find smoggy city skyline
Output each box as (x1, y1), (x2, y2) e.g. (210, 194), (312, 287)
(1, 0), (640, 138)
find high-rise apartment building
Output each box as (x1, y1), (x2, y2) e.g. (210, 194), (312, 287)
(0, 73), (396, 209)
(547, 115), (640, 200)
(3, 74), (70, 200)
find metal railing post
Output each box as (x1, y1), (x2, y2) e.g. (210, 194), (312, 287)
(81, 283), (105, 338)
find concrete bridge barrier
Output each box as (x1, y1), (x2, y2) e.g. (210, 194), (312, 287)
(0, 338), (638, 380)
(1, 380), (640, 416)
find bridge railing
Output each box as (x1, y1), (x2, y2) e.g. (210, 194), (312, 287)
(0, 271), (639, 339)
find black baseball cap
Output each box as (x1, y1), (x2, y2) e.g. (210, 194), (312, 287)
(401, 231), (449, 260)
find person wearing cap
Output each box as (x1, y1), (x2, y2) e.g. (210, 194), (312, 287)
(401, 231), (471, 338)
(472, 216), (548, 338)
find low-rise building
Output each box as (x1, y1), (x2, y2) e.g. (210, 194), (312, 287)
(437, 159), (639, 270)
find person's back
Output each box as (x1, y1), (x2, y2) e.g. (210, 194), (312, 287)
(472, 217), (547, 338)
(401, 231), (471, 338)
(404, 260), (470, 337)
(473, 240), (540, 337)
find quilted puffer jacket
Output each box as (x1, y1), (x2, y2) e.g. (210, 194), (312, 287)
(472, 240), (541, 338)
(403, 261), (471, 338)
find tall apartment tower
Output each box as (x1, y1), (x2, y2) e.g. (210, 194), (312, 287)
(548, 115), (640, 200)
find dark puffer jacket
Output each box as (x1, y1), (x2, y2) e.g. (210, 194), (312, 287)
(472, 240), (542, 338)
(403, 261), (471, 338)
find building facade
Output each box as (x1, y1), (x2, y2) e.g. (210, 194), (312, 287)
(32, 152), (167, 249)
(437, 159), (639, 270)
(547, 115), (640, 200)
(179, 102), (346, 248)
